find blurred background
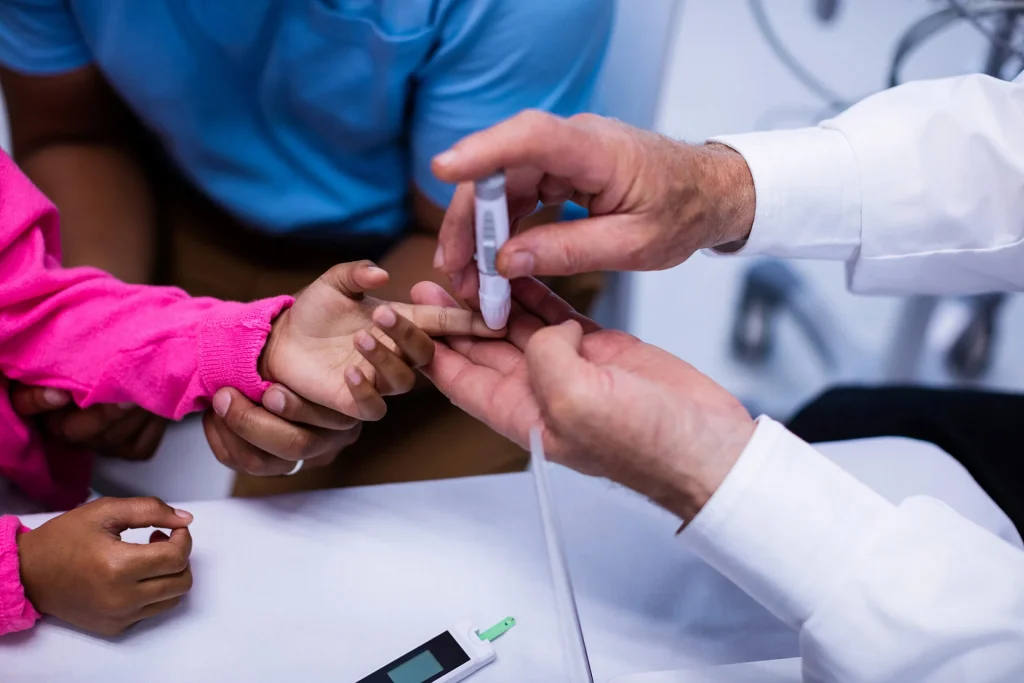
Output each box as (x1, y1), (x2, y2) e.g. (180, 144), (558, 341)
(1, 0), (1021, 499)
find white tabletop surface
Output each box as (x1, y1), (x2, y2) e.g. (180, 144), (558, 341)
(1, 437), (1017, 683)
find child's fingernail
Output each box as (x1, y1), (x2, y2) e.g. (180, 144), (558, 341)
(212, 391), (231, 417)
(376, 307), (397, 328)
(434, 149), (458, 168)
(346, 368), (363, 385)
(42, 389), (69, 407)
(450, 270), (463, 291)
(117, 402), (134, 410)
(433, 244), (445, 269)
(365, 266), (388, 280)
(357, 334), (376, 352)
(504, 251), (535, 278)
(264, 389), (286, 414)
(174, 508), (193, 522)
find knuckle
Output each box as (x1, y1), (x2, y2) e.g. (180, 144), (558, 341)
(137, 496), (166, 516)
(435, 306), (449, 335)
(569, 112), (602, 127)
(101, 553), (128, 580)
(225, 403), (257, 433)
(521, 108), (552, 128)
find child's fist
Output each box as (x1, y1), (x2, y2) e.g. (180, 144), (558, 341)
(18, 497), (194, 637)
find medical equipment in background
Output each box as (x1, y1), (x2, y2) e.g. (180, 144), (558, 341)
(733, 0), (1022, 383)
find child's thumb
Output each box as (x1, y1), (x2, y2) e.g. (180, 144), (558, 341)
(95, 497), (193, 534)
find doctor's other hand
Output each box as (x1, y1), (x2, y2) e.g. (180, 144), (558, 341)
(17, 497), (194, 637)
(412, 279), (756, 521)
(260, 260), (501, 422)
(432, 111), (756, 301)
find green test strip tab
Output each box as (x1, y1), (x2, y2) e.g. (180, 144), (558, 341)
(477, 617), (516, 642)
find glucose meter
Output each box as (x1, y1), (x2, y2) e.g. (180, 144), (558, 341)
(355, 619), (514, 683)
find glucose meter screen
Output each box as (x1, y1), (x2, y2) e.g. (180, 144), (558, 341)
(387, 651), (444, 683)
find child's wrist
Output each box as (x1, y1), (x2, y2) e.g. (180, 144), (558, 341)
(259, 307), (290, 383)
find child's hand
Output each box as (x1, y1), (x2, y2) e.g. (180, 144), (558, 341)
(261, 261), (501, 419)
(17, 497), (194, 637)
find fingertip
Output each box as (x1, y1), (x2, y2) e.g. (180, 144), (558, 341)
(355, 331), (376, 352)
(345, 367), (365, 387)
(356, 263), (389, 289)
(263, 387), (286, 415)
(42, 388), (70, 408)
(173, 508), (193, 524)
(373, 305), (398, 329)
(212, 388), (232, 418)
(432, 149), (459, 180)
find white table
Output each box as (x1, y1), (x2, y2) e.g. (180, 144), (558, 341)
(1, 437), (1017, 683)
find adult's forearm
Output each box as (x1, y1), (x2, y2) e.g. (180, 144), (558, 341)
(18, 143), (157, 284)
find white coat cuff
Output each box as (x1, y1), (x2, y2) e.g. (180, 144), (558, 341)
(708, 128), (862, 261)
(680, 417), (892, 630)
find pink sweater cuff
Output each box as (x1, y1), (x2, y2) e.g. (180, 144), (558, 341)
(198, 295), (294, 402)
(0, 517), (41, 636)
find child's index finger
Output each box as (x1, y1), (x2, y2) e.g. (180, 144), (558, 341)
(390, 303), (506, 339)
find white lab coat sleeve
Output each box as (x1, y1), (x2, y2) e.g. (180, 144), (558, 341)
(711, 73), (1024, 295)
(681, 417), (1024, 683)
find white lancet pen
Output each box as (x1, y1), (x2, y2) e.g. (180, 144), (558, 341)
(474, 172), (512, 330)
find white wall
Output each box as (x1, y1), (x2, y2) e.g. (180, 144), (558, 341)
(631, 0), (1023, 419)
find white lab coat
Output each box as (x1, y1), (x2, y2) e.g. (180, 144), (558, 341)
(680, 72), (1024, 682)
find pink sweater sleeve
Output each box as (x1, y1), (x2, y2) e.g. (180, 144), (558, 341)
(0, 517), (40, 636)
(0, 154), (293, 506)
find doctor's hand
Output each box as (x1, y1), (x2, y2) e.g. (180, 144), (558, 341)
(412, 278), (756, 521)
(432, 111), (756, 302)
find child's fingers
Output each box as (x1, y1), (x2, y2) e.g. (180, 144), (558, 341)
(131, 527), (192, 580)
(134, 595), (186, 622)
(345, 367), (387, 421)
(372, 306), (434, 368)
(410, 280), (460, 308)
(261, 384), (360, 431)
(138, 565), (193, 605)
(390, 302), (504, 338)
(354, 330), (417, 396)
(92, 496), (193, 536)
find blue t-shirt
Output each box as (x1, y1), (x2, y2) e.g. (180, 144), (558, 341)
(0, 0), (612, 237)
